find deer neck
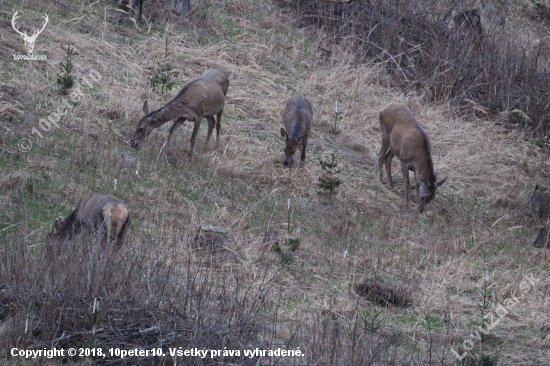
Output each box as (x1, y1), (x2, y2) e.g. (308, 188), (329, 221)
(160, 101), (186, 122)
(416, 155), (435, 183)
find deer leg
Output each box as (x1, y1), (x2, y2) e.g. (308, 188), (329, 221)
(384, 150), (395, 188)
(215, 109), (223, 145)
(138, 0), (143, 20)
(166, 117), (186, 148)
(115, 216), (130, 250)
(300, 138), (308, 163)
(205, 116), (216, 146)
(413, 169), (420, 203)
(379, 134), (390, 183)
(401, 162), (410, 208)
(189, 117), (201, 159)
(96, 221), (108, 249)
(115, 228), (126, 250)
(534, 226), (545, 248)
(533, 224), (550, 249)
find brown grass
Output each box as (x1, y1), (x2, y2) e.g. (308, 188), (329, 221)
(1, 0), (550, 364)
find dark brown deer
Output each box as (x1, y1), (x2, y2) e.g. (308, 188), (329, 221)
(45, 192), (130, 250)
(280, 95), (312, 168)
(130, 69), (227, 158)
(531, 184), (550, 248)
(378, 104), (447, 212)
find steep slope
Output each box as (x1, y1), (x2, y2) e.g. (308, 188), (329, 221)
(1, 0), (549, 364)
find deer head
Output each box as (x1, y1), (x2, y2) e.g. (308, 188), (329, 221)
(11, 11), (49, 54)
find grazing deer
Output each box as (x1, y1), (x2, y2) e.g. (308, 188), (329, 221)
(45, 192), (130, 250)
(531, 184), (550, 248)
(378, 104), (447, 212)
(11, 11), (49, 54)
(130, 69), (228, 158)
(280, 95), (312, 168)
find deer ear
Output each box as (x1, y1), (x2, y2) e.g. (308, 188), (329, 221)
(51, 217), (63, 234)
(149, 109), (164, 125)
(280, 128), (287, 138)
(143, 100), (150, 115)
(436, 176), (448, 187)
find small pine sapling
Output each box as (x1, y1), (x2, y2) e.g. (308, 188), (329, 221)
(272, 199), (300, 264)
(318, 153), (342, 198)
(150, 34), (177, 95)
(318, 101), (343, 198)
(57, 44), (75, 95)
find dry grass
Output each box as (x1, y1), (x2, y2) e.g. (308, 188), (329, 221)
(280, 0), (550, 151)
(1, 0), (550, 364)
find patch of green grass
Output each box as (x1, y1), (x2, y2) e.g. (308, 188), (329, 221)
(8, 179), (56, 229)
(215, 14), (247, 40)
(392, 309), (418, 328)
(523, 136), (543, 147)
(422, 314), (446, 331)
(282, 296), (307, 310)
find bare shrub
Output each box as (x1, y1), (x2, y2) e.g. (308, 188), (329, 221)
(0, 231), (278, 364)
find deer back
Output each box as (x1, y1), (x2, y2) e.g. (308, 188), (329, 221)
(283, 95), (312, 138)
(200, 69), (229, 96)
(75, 192), (128, 232)
(167, 78), (225, 120)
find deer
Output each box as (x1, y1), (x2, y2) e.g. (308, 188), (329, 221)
(11, 11), (49, 54)
(378, 103), (447, 212)
(130, 69), (228, 159)
(45, 192), (130, 251)
(280, 95), (312, 168)
(531, 184), (550, 248)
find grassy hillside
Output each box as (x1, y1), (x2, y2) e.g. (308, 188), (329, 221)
(1, 0), (550, 364)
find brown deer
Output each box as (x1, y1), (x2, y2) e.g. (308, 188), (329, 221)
(130, 69), (227, 158)
(531, 184), (550, 248)
(280, 95), (312, 168)
(45, 192), (130, 250)
(378, 104), (447, 212)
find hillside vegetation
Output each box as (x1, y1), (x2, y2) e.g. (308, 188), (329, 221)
(1, 0), (550, 365)
(282, 0), (550, 147)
